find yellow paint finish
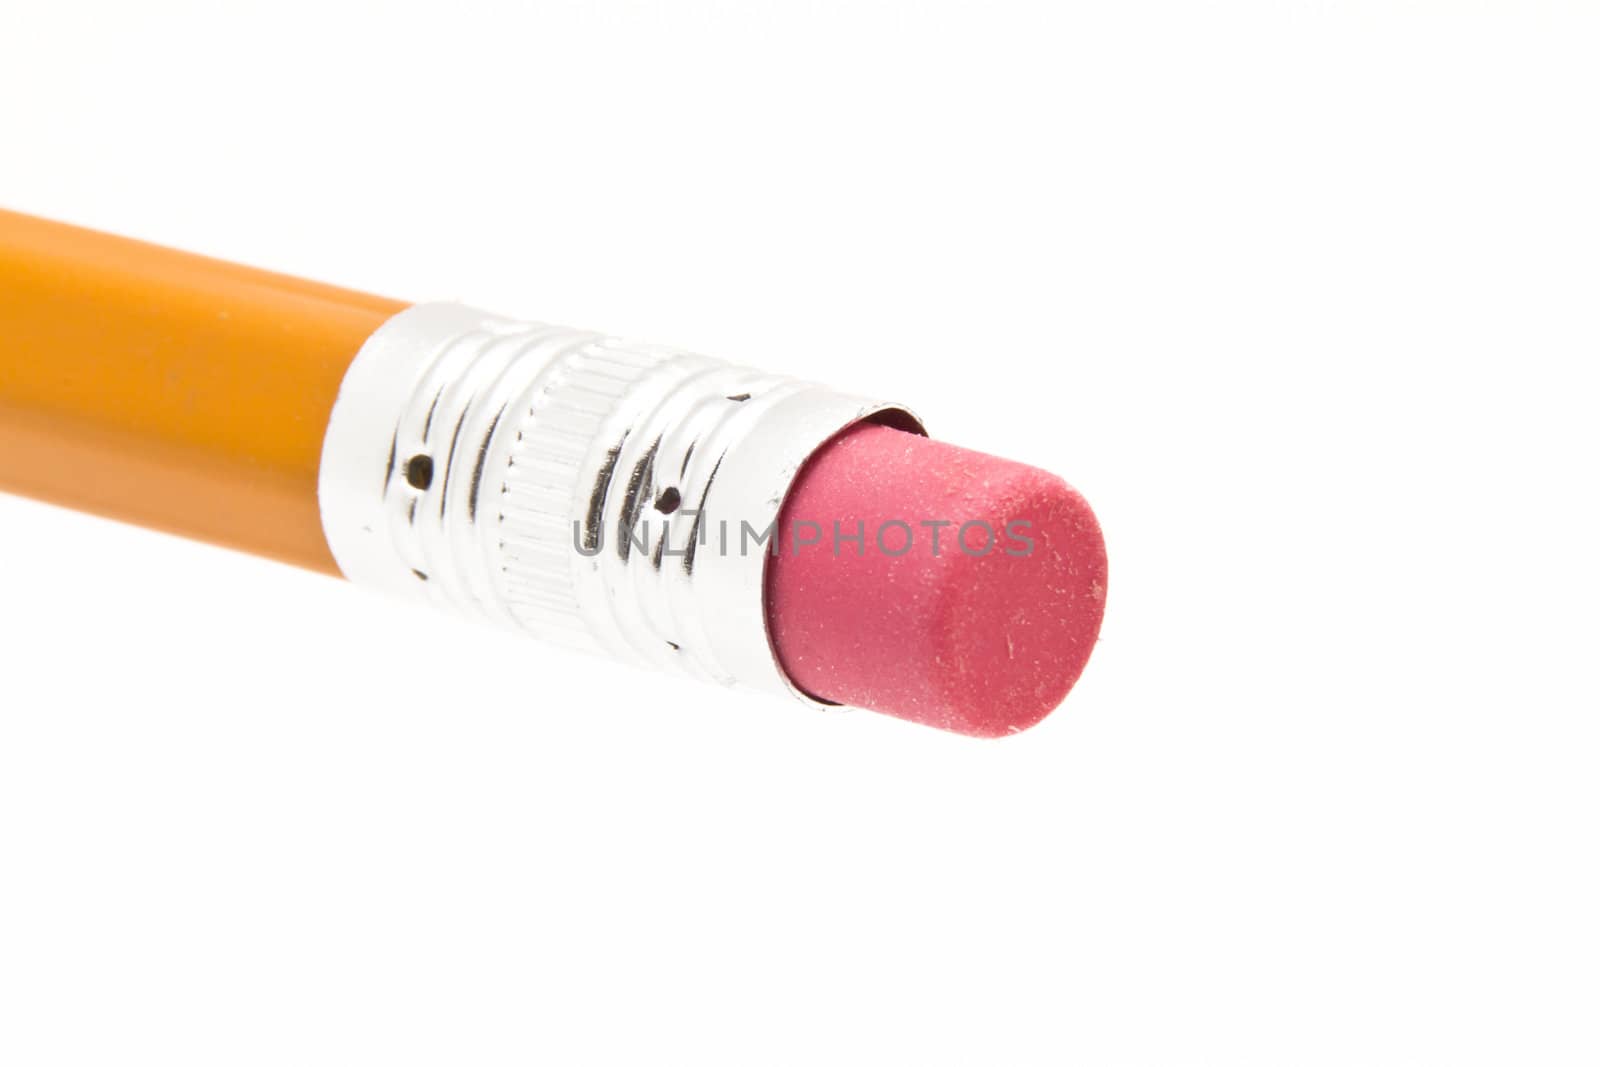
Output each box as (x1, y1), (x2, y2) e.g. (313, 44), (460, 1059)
(0, 209), (407, 573)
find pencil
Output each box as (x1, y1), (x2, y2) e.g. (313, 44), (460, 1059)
(0, 208), (1106, 736)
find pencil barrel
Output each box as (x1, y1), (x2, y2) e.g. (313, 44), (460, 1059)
(0, 209), (406, 571)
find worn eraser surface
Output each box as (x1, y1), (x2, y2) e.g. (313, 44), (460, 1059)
(766, 423), (1107, 738)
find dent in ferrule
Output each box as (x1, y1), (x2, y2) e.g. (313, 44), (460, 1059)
(318, 301), (922, 707)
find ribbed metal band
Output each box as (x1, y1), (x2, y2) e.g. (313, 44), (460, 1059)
(318, 302), (921, 703)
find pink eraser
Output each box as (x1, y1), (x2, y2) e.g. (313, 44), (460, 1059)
(766, 424), (1107, 737)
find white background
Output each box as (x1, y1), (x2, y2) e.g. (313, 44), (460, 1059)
(2, 2), (1597, 1064)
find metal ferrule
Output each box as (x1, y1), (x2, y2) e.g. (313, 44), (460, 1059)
(318, 302), (921, 705)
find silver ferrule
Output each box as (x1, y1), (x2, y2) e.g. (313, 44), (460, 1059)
(318, 302), (922, 705)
